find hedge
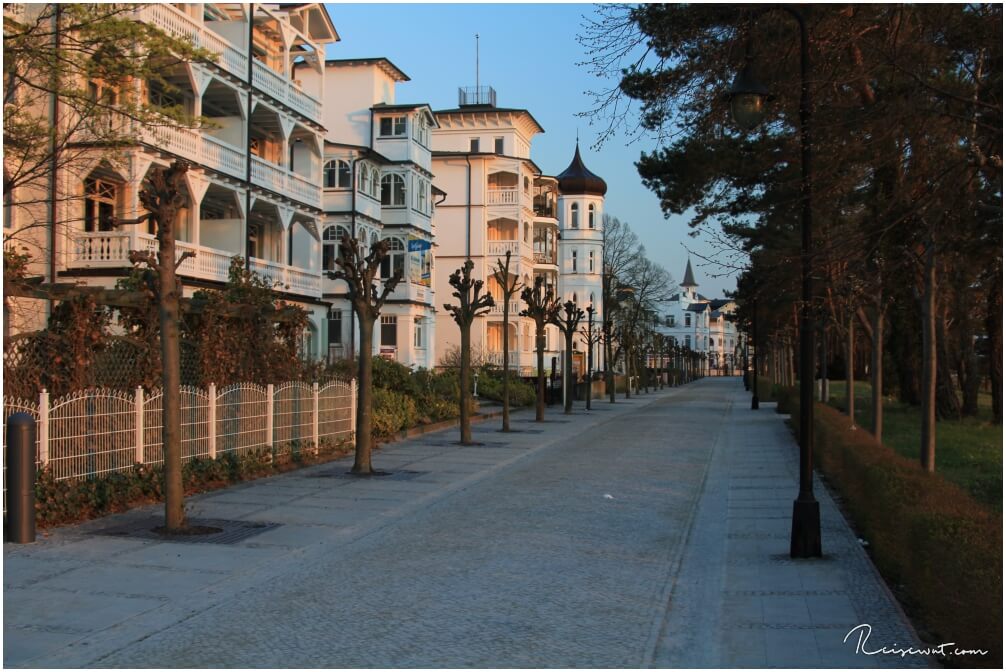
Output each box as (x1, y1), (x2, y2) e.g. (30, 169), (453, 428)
(779, 388), (1002, 667)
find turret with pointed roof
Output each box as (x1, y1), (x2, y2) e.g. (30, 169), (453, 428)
(556, 142), (607, 196)
(682, 258), (698, 289)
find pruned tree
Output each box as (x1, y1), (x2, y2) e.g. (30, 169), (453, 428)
(520, 277), (561, 421)
(552, 300), (585, 414)
(491, 250), (523, 431)
(112, 160), (191, 531)
(327, 235), (402, 474)
(444, 260), (495, 444)
(601, 214), (644, 402)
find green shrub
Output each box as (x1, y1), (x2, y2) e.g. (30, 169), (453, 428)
(372, 357), (420, 397)
(372, 387), (418, 437)
(476, 370), (536, 406)
(811, 404), (1002, 667)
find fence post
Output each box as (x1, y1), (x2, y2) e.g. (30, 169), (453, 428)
(207, 382), (217, 460)
(350, 378), (357, 439)
(312, 382), (319, 452)
(266, 383), (274, 448)
(134, 386), (144, 464)
(38, 388), (49, 466)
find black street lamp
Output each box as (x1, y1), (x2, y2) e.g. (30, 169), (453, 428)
(727, 7), (821, 558)
(751, 294), (760, 410)
(586, 304), (595, 411)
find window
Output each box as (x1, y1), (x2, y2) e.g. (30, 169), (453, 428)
(590, 292), (595, 307)
(669, 315), (675, 327)
(381, 315), (397, 347)
(685, 335), (691, 349)
(414, 317), (424, 348)
(589, 250), (595, 273)
(359, 165), (369, 194)
(379, 116), (406, 136)
(588, 203), (595, 228)
(571, 249), (577, 273)
(470, 137), (480, 152)
(380, 237), (406, 279)
(381, 174), (406, 206)
(336, 160), (351, 188)
(494, 137), (504, 154)
(570, 203), (579, 228)
(572, 292), (578, 305)
(322, 225), (349, 271)
(417, 178), (428, 213)
(710, 337), (715, 347)
(412, 115), (430, 146)
(371, 168), (380, 198)
(685, 313), (691, 327)
(523, 221), (529, 243)
(84, 177), (118, 232)
(327, 308), (343, 345)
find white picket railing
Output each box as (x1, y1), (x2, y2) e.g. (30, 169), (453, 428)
(2, 380), (356, 509)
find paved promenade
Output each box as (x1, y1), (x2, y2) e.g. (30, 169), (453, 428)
(3, 379), (925, 668)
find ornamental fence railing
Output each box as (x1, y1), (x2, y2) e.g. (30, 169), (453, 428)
(3, 379), (356, 513)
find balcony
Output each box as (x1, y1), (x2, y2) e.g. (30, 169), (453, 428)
(67, 231), (321, 298)
(251, 155), (321, 208)
(140, 125), (244, 180)
(488, 300), (522, 316)
(533, 197), (556, 219)
(136, 4), (247, 81)
(487, 240), (520, 257)
(533, 252), (557, 266)
(487, 188), (519, 206)
(485, 351), (521, 371)
(253, 60), (322, 122)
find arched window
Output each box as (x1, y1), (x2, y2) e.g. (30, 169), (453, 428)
(322, 225), (349, 271)
(371, 168), (380, 198)
(84, 176), (121, 232)
(570, 203), (579, 228)
(359, 165), (370, 194)
(589, 250), (595, 273)
(381, 174), (406, 206)
(324, 160), (338, 189)
(333, 160), (351, 188)
(380, 237), (406, 279)
(572, 292), (578, 305)
(588, 203), (595, 228)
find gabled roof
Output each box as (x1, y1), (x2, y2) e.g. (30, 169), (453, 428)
(324, 58), (410, 82)
(372, 103), (439, 128)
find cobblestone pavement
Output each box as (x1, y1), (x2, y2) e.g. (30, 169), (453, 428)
(4, 380), (926, 668)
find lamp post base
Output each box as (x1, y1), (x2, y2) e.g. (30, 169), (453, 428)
(751, 395), (760, 410)
(790, 497), (822, 558)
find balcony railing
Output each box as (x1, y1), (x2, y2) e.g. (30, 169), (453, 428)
(533, 252), (557, 266)
(137, 4), (247, 80)
(486, 187), (519, 206)
(140, 126), (244, 180)
(253, 60), (322, 122)
(67, 231), (320, 298)
(485, 351), (521, 371)
(251, 156), (321, 208)
(488, 300), (522, 316)
(487, 240), (520, 257)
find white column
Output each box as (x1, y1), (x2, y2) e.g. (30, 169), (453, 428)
(311, 382), (320, 451)
(266, 383), (274, 448)
(38, 389), (50, 466)
(134, 386), (144, 464)
(207, 382), (217, 459)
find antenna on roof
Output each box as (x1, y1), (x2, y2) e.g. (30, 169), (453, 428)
(475, 33), (480, 91)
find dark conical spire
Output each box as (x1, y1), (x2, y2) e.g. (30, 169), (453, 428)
(556, 142), (607, 196)
(682, 258), (698, 288)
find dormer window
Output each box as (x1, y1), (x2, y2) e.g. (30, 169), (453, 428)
(380, 116), (406, 137)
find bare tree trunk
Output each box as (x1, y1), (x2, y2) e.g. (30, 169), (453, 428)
(988, 263), (1003, 424)
(352, 318), (376, 473)
(535, 326), (545, 421)
(870, 305), (884, 442)
(605, 321), (616, 403)
(159, 234), (185, 531)
(846, 314), (855, 423)
(564, 331), (574, 414)
(460, 323), (472, 444)
(920, 241), (937, 472)
(501, 300), (510, 431)
(624, 344), (632, 398)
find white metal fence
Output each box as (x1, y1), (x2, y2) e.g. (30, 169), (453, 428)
(3, 380), (356, 511)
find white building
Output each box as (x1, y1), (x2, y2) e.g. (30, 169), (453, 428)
(4, 3), (339, 357)
(429, 88), (607, 376)
(657, 259), (741, 374)
(299, 58), (438, 369)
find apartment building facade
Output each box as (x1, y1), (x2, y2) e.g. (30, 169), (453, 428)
(430, 88), (606, 377)
(300, 57), (438, 369)
(4, 3), (339, 358)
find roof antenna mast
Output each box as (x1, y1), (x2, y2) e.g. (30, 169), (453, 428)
(475, 33), (480, 91)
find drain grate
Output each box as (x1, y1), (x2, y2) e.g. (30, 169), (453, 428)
(90, 516), (280, 545)
(310, 468), (429, 481)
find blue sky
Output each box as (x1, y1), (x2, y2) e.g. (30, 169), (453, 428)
(322, 3), (738, 299)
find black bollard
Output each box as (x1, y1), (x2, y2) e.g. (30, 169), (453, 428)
(6, 412), (37, 543)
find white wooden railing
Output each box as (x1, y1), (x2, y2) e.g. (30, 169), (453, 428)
(136, 4), (247, 81)
(487, 241), (520, 257)
(253, 60), (322, 121)
(251, 156), (322, 208)
(249, 257), (322, 298)
(487, 187), (519, 206)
